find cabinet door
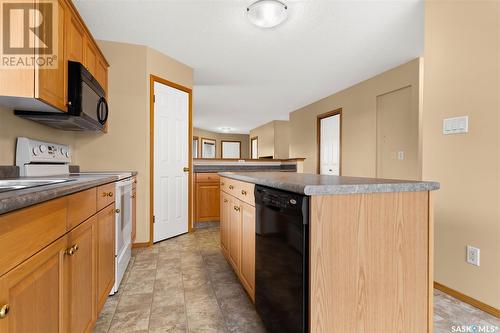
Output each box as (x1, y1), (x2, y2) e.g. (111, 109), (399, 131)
(64, 216), (97, 333)
(195, 182), (220, 222)
(0, 237), (66, 333)
(83, 37), (97, 76)
(96, 204), (115, 313)
(66, 12), (84, 63)
(95, 57), (108, 95)
(228, 197), (241, 271)
(220, 192), (230, 255)
(36, 0), (67, 111)
(240, 202), (255, 300)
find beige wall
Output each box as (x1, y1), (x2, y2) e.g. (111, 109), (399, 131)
(423, 1), (500, 309)
(0, 108), (77, 165)
(249, 120), (290, 159)
(75, 40), (193, 244)
(193, 128), (250, 159)
(289, 59), (422, 175)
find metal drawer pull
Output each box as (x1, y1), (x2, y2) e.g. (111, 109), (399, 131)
(234, 206), (240, 211)
(229, 185), (234, 190)
(0, 304), (9, 319)
(224, 199), (228, 203)
(102, 192), (113, 197)
(241, 190), (247, 195)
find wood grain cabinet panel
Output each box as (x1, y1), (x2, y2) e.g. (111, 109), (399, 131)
(66, 12), (84, 63)
(0, 236), (66, 333)
(220, 191), (230, 257)
(95, 57), (108, 95)
(67, 187), (97, 230)
(97, 183), (115, 211)
(309, 192), (430, 333)
(83, 37), (97, 76)
(195, 173), (220, 222)
(64, 216), (97, 333)
(0, 198), (67, 275)
(96, 204), (115, 313)
(36, 0), (67, 111)
(240, 202), (255, 300)
(228, 196), (241, 272)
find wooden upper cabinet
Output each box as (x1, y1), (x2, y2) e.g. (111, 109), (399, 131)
(0, 236), (67, 333)
(36, 0), (67, 111)
(95, 57), (108, 95)
(63, 216), (96, 333)
(83, 36), (97, 76)
(66, 12), (84, 63)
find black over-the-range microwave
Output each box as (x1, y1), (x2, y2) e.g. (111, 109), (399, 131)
(15, 61), (109, 131)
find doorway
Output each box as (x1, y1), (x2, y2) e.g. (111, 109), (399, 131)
(251, 137), (258, 159)
(150, 75), (192, 243)
(317, 109), (342, 175)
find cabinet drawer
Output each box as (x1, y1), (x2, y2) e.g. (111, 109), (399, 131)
(196, 173), (220, 183)
(67, 187), (97, 230)
(0, 198), (67, 276)
(236, 181), (255, 206)
(97, 183), (115, 211)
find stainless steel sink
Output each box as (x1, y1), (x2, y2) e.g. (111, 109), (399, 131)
(0, 179), (76, 193)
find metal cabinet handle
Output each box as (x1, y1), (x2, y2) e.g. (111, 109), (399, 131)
(65, 244), (79, 256)
(241, 190), (247, 196)
(115, 208), (121, 214)
(102, 192), (113, 197)
(0, 304), (9, 319)
(233, 206), (240, 211)
(229, 185), (234, 190)
(183, 167), (190, 172)
(224, 199), (228, 203)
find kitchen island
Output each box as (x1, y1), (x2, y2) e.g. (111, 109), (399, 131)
(218, 171), (439, 333)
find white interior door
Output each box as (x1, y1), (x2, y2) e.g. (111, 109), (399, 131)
(320, 114), (340, 175)
(154, 81), (189, 242)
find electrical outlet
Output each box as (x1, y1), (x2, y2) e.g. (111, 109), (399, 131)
(466, 246), (480, 266)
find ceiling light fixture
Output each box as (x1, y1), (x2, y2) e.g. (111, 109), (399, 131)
(219, 127), (232, 133)
(246, 0), (288, 29)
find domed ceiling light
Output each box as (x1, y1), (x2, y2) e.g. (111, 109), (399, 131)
(246, 0), (288, 28)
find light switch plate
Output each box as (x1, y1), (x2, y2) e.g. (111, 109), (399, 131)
(443, 116), (469, 135)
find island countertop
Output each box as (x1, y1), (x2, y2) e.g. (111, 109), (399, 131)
(218, 171), (439, 195)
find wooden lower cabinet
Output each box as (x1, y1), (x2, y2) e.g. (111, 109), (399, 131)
(239, 202), (255, 300)
(195, 173), (220, 222)
(220, 177), (255, 300)
(228, 196), (241, 271)
(0, 182), (119, 333)
(0, 236), (67, 332)
(96, 204), (116, 313)
(64, 216), (97, 333)
(220, 192), (230, 256)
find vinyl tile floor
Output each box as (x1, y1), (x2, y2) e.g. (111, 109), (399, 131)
(94, 226), (500, 333)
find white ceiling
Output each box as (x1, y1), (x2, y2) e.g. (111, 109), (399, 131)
(74, 0), (423, 134)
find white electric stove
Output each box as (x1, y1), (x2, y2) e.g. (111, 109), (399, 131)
(15, 137), (132, 295)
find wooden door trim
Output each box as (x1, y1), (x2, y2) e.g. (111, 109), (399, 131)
(250, 136), (258, 159)
(317, 108), (342, 175)
(149, 75), (193, 245)
(221, 140), (242, 159)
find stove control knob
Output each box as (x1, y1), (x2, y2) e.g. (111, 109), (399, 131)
(32, 147), (39, 156)
(39, 145), (47, 154)
(61, 148), (67, 157)
(65, 150), (71, 158)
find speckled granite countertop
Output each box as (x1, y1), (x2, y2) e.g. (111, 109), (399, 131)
(218, 172), (440, 195)
(0, 172), (137, 215)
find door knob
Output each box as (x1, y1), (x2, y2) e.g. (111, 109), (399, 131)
(183, 167), (190, 172)
(116, 208), (121, 214)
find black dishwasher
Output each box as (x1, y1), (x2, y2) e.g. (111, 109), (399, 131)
(254, 185), (309, 333)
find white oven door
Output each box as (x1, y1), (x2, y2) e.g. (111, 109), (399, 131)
(112, 178), (133, 294)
